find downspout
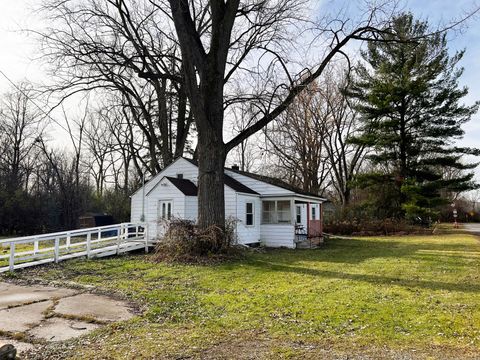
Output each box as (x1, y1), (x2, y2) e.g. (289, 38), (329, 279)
(141, 172), (146, 222)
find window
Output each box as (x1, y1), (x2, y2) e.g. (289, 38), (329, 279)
(262, 200), (292, 224)
(296, 206), (301, 224)
(246, 202), (254, 226)
(159, 200), (173, 220)
(262, 201), (276, 224)
(311, 206), (316, 220)
(277, 201), (291, 223)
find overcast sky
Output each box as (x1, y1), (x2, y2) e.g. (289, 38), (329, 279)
(1, 0), (480, 177)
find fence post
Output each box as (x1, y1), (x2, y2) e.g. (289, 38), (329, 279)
(9, 242), (15, 272)
(87, 232), (92, 259)
(116, 225), (122, 254)
(66, 232), (71, 250)
(54, 237), (60, 263)
(144, 225), (149, 253)
(97, 230), (101, 243)
(33, 239), (39, 255)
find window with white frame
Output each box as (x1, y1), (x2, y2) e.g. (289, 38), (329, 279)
(277, 201), (291, 223)
(262, 200), (291, 224)
(311, 206), (316, 220)
(296, 206), (302, 224)
(246, 202), (254, 226)
(159, 200), (173, 220)
(262, 201), (276, 224)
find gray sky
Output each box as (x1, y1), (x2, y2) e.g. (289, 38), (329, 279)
(1, 0), (480, 177)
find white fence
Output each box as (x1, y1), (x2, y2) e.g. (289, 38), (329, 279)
(0, 223), (147, 273)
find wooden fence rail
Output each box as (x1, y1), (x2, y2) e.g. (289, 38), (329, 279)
(0, 222), (148, 273)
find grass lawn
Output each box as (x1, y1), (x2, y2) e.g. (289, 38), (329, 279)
(3, 233), (480, 359)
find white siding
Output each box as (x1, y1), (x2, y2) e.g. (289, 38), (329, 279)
(130, 158), (197, 225)
(224, 169), (294, 196)
(130, 157), (311, 248)
(260, 224), (295, 248)
(130, 195), (143, 222)
(235, 194), (261, 244)
(145, 178), (186, 240)
(184, 196), (198, 221)
(132, 158), (198, 198)
(225, 186), (237, 219)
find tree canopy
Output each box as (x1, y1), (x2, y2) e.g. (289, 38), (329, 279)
(349, 13), (479, 221)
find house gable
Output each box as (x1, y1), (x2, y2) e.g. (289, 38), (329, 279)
(131, 157), (199, 197)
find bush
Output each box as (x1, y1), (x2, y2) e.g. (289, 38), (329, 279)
(153, 217), (240, 263)
(324, 218), (432, 236)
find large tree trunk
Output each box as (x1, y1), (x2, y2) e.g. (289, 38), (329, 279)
(197, 130), (225, 228)
(196, 73), (226, 229)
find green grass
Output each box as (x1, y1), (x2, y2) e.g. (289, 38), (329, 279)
(4, 234), (480, 359)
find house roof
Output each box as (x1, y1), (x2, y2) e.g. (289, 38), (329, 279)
(182, 156), (325, 199)
(227, 168), (326, 200)
(165, 177), (198, 196)
(224, 174), (259, 195)
(134, 156), (324, 200)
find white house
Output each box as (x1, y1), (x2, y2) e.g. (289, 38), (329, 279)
(130, 157), (326, 248)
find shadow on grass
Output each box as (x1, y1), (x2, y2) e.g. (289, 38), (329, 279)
(242, 237), (480, 293)
(257, 237), (480, 265)
(246, 258), (480, 293)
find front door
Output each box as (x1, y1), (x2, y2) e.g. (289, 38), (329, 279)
(159, 200), (173, 221)
(157, 200), (173, 237)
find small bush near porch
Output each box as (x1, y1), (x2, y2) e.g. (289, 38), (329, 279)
(5, 233), (480, 359)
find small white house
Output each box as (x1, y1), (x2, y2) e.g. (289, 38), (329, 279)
(130, 157), (326, 248)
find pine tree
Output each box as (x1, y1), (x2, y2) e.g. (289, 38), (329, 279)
(349, 13), (480, 221)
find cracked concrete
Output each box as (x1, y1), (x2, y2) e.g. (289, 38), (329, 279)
(0, 282), (134, 356)
(0, 283), (77, 309)
(55, 293), (133, 322)
(0, 300), (53, 332)
(28, 318), (100, 342)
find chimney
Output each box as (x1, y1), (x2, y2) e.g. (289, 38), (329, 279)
(231, 164), (240, 171)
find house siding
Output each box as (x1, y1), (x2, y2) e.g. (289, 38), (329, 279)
(144, 177), (186, 240)
(131, 158), (322, 247)
(184, 196), (198, 221)
(235, 194), (261, 244)
(260, 224), (295, 248)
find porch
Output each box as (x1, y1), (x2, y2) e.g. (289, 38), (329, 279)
(259, 195), (324, 248)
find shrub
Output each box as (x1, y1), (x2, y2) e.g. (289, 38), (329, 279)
(153, 217), (240, 263)
(324, 218), (432, 236)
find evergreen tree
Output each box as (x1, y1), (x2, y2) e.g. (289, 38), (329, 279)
(349, 13), (479, 221)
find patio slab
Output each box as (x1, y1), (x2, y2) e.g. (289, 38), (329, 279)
(28, 318), (100, 342)
(55, 293), (134, 322)
(0, 281), (134, 354)
(0, 300), (53, 332)
(0, 282), (77, 309)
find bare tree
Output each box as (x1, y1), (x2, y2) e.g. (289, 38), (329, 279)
(38, 0), (478, 230)
(263, 81), (331, 195)
(0, 82), (43, 192)
(162, 0), (417, 228)
(322, 69), (367, 206)
(38, 0), (195, 173)
(228, 103), (260, 172)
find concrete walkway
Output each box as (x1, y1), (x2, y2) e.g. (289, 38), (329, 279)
(0, 282), (134, 356)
